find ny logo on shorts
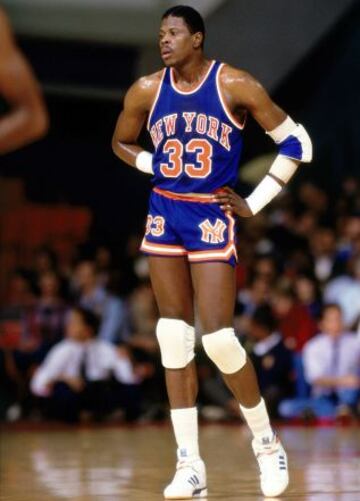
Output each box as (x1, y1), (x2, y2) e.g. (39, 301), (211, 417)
(199, 218), (226, 244)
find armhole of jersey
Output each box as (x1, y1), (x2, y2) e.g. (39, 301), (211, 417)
(146, 69), (166, 131)
(216, 63), (246, 131)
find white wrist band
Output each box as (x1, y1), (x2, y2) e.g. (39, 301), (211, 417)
(135, 150), (154, 174)
(245, 175), (282, 215)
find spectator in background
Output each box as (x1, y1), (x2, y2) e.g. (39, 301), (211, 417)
(24, 271), (67, 358)
(324, 256), (360, 330)
(272, 286), (317, 397)
(127, 281), (167, 419)
(247, 305), (294, 417)
(73, 260), (128, 344)
(310, 227), (337, 284)
(2, 269), (35, 313)
(0, 271), (68, 420)
(279, 304), (360, 420)
(95, 245), (115, 289)
(235, 255), (277, 332)
(294, 274), (322, 320)
(272, 286), (317, 353)
(31, 307), (140, 422)
(0, 270), (35, 420)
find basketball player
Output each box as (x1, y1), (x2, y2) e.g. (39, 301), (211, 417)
(112, 5), (312, 499)
(0, 7), (48, 154)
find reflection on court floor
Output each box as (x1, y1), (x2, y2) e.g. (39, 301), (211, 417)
(1, 425), (359, 500)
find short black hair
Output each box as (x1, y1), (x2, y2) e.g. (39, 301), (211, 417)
(252, 304), (278, 332)
(73, 306), (100, 336)
(162, 5), (205, 47)
(321, 303), (342, 318)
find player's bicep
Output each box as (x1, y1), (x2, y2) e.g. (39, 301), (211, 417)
(113, 108), (146, 145)
(112, 83), (149, 145)
(234, 72), (286, 131)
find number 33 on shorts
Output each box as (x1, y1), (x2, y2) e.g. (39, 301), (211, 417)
(146, 215), (166, 237)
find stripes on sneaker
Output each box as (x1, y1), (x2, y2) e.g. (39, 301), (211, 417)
(188, 475), (200, 487)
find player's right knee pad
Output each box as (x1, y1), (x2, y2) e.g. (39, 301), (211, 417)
(202, 328), (246, 374)
(156, 318), (195, 369)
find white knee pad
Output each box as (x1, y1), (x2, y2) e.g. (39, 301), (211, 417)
(202, 328), (247, 374)
(156, 318), (195, 369)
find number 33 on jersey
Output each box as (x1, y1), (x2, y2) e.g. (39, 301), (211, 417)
(147, 60), (245, 193)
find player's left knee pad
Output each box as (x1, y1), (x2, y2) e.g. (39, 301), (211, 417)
(202, 328), (247, 374)
(156, 318), (195, 369)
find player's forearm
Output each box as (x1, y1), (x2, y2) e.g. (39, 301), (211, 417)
(112, 138), (153, 174)
(245, 116), (312, 215)
(112, 138), (142, 166)
(0, 106), (48, 154)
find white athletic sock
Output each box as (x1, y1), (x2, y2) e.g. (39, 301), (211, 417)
(170, 407), (200, 460)
(240, 398), (274, 444)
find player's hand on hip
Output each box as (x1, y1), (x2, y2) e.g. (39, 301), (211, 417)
(214, 187), (253, 217)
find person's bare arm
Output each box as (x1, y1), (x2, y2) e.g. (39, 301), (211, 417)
(314, 375), (360, 389)
(111, 72), (161, 169)
(0, 8), (49, 154)
(220, 65), (287, 133)
(214, 65), (311, 217)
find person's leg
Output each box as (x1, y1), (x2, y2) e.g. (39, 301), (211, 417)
(149, 256), (207, 498)
(191, 262), (272, 439)
(49, 382), (81, 423)
(279, 396), (337, 419)
(191, 261), (288, 497)
(336, 388), (359, 409)
(149, 256), (197, 410)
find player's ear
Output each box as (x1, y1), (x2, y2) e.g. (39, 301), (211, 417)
(193, 32), (203, 50)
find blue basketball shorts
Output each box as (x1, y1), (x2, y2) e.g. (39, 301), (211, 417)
(140, 187), (237, 266)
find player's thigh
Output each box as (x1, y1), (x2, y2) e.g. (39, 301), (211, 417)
(190, 261), (236, 333)
(149, 256), (194, 324)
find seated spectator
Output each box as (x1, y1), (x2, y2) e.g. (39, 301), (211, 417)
(1, 268), (35, 315)
(247, 304), (294, 417)
(126, 282), (167, 420)
(310, 227), (337, 283)
(73, 260), (129, 344)
(272, 286), (317, 397)
(1, 271), (69, 419)
(235, 276), (270, 335)
(294, 274), (322, 320)
(279, 304), (360, 420)
(23, 271), (67, 359)
(324, 256), (360, 330)
(31, 307), (141, 422)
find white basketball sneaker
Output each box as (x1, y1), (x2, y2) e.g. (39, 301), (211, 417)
(164, 448), (208, 499)
(252, 434), (289, 498)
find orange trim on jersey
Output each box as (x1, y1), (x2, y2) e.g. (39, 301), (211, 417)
(140, 238), (187, 256)
(216, 63), (246, 131)
(170, 60), (216, 95)
(147, 69), (166, 131)
(153, 187), (216, 203)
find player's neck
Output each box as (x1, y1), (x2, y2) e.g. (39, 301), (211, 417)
(171, 55), (210, 86)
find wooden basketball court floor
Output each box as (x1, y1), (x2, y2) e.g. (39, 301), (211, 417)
(1, 425), (359, 501)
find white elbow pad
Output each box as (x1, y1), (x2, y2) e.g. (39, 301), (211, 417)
(135, 150), (154, 174)
(267, 116), (313, 163)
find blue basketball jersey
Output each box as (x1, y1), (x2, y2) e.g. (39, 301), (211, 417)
(147, 60), (244, 193)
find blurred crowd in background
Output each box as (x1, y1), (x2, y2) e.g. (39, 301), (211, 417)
(0, 176), (359, 425)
